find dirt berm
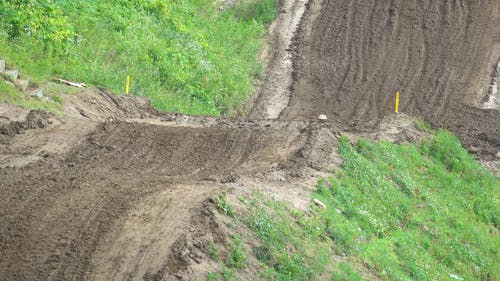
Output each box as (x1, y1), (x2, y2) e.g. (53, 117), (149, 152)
(0, 88), (347, 280)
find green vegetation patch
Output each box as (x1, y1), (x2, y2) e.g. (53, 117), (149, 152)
(0, 81), (64, 113)
(0, 0), (278, 115)
(213, 131), (499, 280)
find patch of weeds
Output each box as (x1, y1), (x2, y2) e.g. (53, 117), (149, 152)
(50, 94), (64, 105)
(226, 234), (244, 269)
(412, 117), (433, 132)
(222, 267), (234, 281)
(0, 80), (62, 113)
(243, 197), (331, 280)
(208, 240), (219, 261)
(206, 271), (219, 281)
(331, 263), (363, 281)
(216, 195), (235, 217)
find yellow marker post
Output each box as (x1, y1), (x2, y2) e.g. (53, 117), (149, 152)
(125, 75), (130, 94)
(395, 91), (400, 113)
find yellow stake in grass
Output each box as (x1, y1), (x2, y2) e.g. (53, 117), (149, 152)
(395, 91), (400, 113)
(125, 75), (130, 94)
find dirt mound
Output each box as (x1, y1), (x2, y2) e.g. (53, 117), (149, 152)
(0, 110), (52, 137)
(0, 103), (339, 280)
(282, 0), (500, 158)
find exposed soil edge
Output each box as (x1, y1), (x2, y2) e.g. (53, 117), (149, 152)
(249, 0), (309, 119)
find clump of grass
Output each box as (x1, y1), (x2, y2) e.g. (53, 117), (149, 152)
(207, 271), (219, 281)
(226, 234), (245, 269)
(331, 263), (363, 281)
(242, 194), (332, 280)
(215, 195), (235, 217)
(208, 240), (219, 261)
(412, 117), (433, 132)
(0, 0), (278, 116)
(0, 81), (62, 113)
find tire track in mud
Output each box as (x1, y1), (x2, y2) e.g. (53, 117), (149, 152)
(284, 0), (500, 156)
(0, 103), (321, 280)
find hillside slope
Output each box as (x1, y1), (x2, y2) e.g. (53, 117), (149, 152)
(280, 0), (500, 158)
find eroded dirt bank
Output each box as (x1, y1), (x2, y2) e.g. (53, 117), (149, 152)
(283, 0), (500, 157)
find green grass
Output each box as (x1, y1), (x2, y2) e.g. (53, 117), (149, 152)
(0, 80), (63, 113)
(216, 195), (236, 217)
(412, 117), (433, 132)
(0, 0), (278, 115)
(213, 131), (499, 280)
(227, 234), (245, 269)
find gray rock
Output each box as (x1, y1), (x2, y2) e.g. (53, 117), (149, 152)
(31, 88), (44, 98)
(14, 79), (30, 92)
(4, 69), (19, 80)
(0, 59), (5, 73)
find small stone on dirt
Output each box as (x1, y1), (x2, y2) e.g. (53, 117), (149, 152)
(318, 114), (327, 121)
(469, 146), (481, 153)
(312, 198), (327, 209)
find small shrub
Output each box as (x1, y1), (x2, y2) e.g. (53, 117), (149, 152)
(206, 271), (219, 281)
(215, 195), (235, 217)
(208, 241), (219, 260)
(412, 117), (432, 132)
(226, 234), (244, 269)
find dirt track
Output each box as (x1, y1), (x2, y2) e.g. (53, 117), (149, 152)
(281, 0), (500, 157)
(1, 89), (340, 280)
(1, 0), (500, 280)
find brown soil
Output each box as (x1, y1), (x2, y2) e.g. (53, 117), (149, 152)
(1, 0), (499, 280)
(0, 88), (343, 280)
(282, 0), (500, 158)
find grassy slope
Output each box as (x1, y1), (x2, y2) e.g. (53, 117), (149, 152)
(212, 131), (499, 281)
(0, 0), (277, 115)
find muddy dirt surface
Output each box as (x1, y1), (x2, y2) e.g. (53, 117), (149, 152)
(283, 0), (500, 158)
(1, 0), (500, 280)
(0, 88), (344, 280)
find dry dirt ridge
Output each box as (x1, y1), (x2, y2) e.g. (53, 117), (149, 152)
(1, 0), (500, 280)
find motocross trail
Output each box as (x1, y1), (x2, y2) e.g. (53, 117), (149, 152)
(278, 0), (500, 157)
(1, 0), (500, 280)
